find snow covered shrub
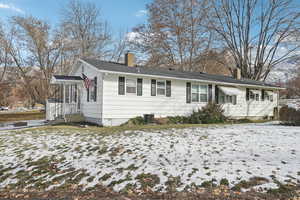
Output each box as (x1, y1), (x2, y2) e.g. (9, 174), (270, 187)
(279, 106), (300, 126)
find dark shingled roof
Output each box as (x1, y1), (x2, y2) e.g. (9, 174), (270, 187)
(82, 58), (281, 89)
(54, 75), (83, 81)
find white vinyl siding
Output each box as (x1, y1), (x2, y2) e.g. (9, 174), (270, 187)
(71, 63), (103, 125)
(102, 73), (278, 126)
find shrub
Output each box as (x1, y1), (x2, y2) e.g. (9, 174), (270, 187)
(123, 116), (145, 126)
(220, 178), (229, 186)
(168, 103), (227, 124)
(190, 103), (226, 124)
(279, 106), (300, 126)
(167, 116), (189, 124)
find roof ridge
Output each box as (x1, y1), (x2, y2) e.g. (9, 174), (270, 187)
(81, 58), (282, 89)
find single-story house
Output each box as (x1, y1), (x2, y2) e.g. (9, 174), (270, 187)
(47, 53), (283, 126)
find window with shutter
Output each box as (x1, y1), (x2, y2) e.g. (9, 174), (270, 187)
(151, 79), (156, 96)
(118, 77), (125, 95)
(166, 80), (171, 97)
(137, 78), (143, 96)
(186, 82), (191, 103)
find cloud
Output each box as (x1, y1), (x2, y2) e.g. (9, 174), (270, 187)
(0, 3), (24, 14)
(135, 9), (147, 17)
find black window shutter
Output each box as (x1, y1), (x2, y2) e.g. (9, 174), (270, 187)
(118, 77), (125, 95)
(261, 89), (265, 101)
(137, 78), (143, 96)
(166, 80), (171, 97)
(186, 82), (191, 103)
(87, 87), (90, 102)
(74, 84), (77, 103)
(151, 79), (156, 96)
(208, 84), (212, 102)
(246, 88), (250, 101)
(215, 86), (219, 104)
(94, 77), (97, 102)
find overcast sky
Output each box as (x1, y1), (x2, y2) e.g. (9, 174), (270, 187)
(0, 0), (151, 34)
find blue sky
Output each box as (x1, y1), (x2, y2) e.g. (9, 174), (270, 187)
(0, 0), (151, 35)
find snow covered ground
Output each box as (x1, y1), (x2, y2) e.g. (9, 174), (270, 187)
(0, 123), (299, 192)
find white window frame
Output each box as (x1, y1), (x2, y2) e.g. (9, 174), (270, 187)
(156, 80), (166, 96)
(219, 90), (237, 105)
(89, 80), (95, 101)
(191, 83), (208, 103)
(264, 91), (273, 102)
(125, 78), (137, 95)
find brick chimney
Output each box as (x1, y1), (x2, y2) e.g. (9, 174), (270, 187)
(233, 68), (241, 80)
(125, 52), (135, 67)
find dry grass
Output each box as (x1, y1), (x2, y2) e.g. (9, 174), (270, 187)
(0, 111), (45, 123)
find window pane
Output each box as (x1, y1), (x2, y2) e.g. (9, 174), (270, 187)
(157, 81), (165, 88)
(250, 91), (255, 100)
(192, 93), (199, 102)
(200, 85), (207, 94)
(157, 80), (165, 95)
(192, 85), (199, 93)
(233, 95), (237, 105)
(219, 95), (225, 104)
(90, 80), (95, 100)
(157, 88), (165, 95)
(126, 87), (136, 93)
(255, 94), (259, 101)
(200, 94), (208, 102)
(126, 79), (136, 94)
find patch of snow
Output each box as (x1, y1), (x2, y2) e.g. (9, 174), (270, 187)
(0, 123), (299, 192)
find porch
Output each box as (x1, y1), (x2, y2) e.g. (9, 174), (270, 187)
(46, 75), (84, 122)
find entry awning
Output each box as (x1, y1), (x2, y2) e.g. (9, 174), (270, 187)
(265, 90), (273, 95)
(51, 75), (83, 84)
(219, 86), (241, 95)
(250, 89), (260, 94)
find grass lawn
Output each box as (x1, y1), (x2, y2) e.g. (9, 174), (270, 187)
(0, 122), (299, 199)
(0, 111), (45, 123)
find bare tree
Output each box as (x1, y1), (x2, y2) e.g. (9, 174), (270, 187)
(109, 31), (130, 63)
(2, 16), (64, 106)
(211, 0), (300, 81)
(131, 0), (215, 72)
(60, 0), (112, 60)
(0, 23), (9, 83)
